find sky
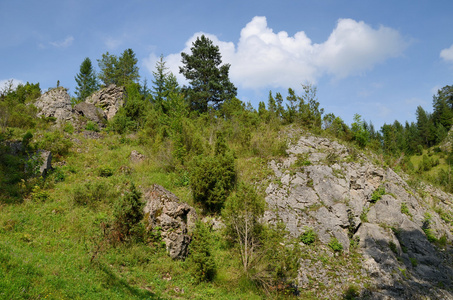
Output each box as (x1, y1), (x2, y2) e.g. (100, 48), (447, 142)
(1, 0), (453, 128)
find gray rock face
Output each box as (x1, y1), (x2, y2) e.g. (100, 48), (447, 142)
(34, 87), (73, 123)
(38, 150), (52, 177)
(86, 84), (124, 120)
(264, 131), (453, 299)
(73, 102), (106, 127)
(143, 184), (197, 260)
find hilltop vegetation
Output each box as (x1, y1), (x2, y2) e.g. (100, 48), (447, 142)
(1, 35), (453, 299)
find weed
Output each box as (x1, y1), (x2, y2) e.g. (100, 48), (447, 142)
(300, 227), (317, 245)
(370, 186), (385, 203)
(328, 237), (343, 253)
(400, 202), (412, 218)
(409, 257), (418, 267)
(389, 241), (397, 254)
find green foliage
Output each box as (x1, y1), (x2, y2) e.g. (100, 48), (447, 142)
(34, 130), (72, 159)
(190, 139), (236, 212)
(389, 241), (398, 254)
(351, 114), (369, 148)
(188, 221), (216, 282)
(85, 121), (99, 132)
(401, 202), (412, 217)
(328, 237), (343, 252)
(180, 35), (237, 112)
(112, 183), (144, 242)
(98, 166), (114, 177)
(0, 82), (40, 130)
(74, 57), (99, 103)
(409, 257), (418, 267)
(97, 49), (140, 87)
(300, 227), (317, 245)
(370, 186), (385, 203)
(72, 181), (110, 206)
(422, 212), (438, 243)
(222, 182), (265, 273)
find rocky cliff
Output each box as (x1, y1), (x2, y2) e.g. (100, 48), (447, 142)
(264, 131), (453, 299)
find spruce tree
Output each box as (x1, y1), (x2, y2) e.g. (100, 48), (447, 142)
(179, 35), (237, 112)
(74, 57), (98, 102)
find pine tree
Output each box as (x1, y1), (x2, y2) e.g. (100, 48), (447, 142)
(74, 57), (98, 102)
(179, 35), (237, 112)
(97, 49), (140, 87)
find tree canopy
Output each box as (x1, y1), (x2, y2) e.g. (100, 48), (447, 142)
(179, 35), (237, 112)
(74, 57), (99, 102)
(97, 49), (140, 87)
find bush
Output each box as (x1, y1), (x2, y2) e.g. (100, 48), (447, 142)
(328, 237), (343, 252)
(112, 183), (144, 242)
(85, 121), (99, 132)
(72, 181), (109, 206)
(300, 227), (316, 245)
(188, 221), (216, 282)
(190, 146), (236, 212)
(370, 186), (385, 203)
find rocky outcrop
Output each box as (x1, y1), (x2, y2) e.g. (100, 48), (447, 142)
(264, 131), (453, 299)
(37, 150), (52, 177)
(143, 184), (197, 260)
(73, 102), (106, 127)
(34, 87), (73, 123)
(86, 84), (124, 120)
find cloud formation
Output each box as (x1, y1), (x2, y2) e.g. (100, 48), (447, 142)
(440, 45), (453, 63)
(50, 36), (74, 48)
(145, 16), (407, 90)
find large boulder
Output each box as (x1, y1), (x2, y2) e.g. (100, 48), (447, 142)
(34, 87), (73, 123)
(85, 84), (124, 120)
(73, 102), (107, 127)
(143, 184), (197, 260)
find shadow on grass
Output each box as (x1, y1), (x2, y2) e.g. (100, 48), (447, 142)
(97, 262), (163, 299)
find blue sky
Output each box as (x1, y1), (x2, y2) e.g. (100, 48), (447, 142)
(1, 0), (453, 128)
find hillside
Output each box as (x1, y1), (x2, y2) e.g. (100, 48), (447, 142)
(1, 78), (453, 299)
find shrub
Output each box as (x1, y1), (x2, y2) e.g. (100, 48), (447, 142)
(85, 121), (99, 132)
(112, 183), (144, 242)
(188, 221), (216, 282)
(370, 186), (385, 203)
(389, 241), (398, 254)
(72, 181), (109, 206)
(190, 150), (236, 212)
(300, 227), (316, 245)
(400, 202), (412, 217)
(34, 131), (72, 159)
(98, 166), (114, 177)
(328, 237), (343, 252)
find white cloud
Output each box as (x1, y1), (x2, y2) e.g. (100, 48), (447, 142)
(103, 36), (124, 50)
(440, 44), (453, 63)
(50, 36), (74, 48)
(145, 16), (407, 90)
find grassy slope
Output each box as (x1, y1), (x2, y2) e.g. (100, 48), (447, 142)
(0, 131), (273, 300)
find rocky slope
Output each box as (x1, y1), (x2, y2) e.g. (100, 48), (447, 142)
(264, 131), (453, 299)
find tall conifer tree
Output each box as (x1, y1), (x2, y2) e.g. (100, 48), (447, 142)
(74, 57), (98, 102)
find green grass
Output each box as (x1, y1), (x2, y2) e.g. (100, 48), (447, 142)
(0, 131), (288, 299)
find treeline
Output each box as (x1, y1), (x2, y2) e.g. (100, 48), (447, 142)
(2, 35), (453, 189)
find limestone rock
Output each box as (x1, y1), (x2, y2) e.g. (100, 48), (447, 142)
(143, 184), (197, 260)
(34, 87), (73, 123)
(38, 150), (52, 177)
(73, 102), (106, 127)
(130, 150), (145, 163)
(263, 131), (453, 298)
(86, 84), (124, 120)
